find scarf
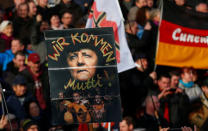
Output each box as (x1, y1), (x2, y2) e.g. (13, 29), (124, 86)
(179, 79), (194, 88)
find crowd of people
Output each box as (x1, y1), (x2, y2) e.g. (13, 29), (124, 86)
(120, 0), (208, 131)
(0, 0), (207, 130)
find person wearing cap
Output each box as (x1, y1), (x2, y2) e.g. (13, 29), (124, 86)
(0, 20), (14, 52)
(22, 119), (39, 131)
(189, 78), (208, 130)
(20, 53), (49, 111)
(6, 75), (35, 122)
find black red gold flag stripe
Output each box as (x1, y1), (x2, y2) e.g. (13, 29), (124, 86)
(155, 0), (208, 69)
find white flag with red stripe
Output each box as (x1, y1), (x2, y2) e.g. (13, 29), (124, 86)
(85, 0), (135, 73)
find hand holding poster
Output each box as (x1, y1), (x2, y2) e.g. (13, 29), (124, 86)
(44, 27), (122, 125)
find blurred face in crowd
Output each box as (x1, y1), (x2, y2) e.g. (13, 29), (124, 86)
(17, 3), (29, 18)
(63, 0), (72, 4)
(50, 15), (61, 28)
(2, 24), (13, 37)
(61, 12), (73, 27)
(174, 0), (185, 6)
(14, 0), (26, 7)
(127, 21), (138, 35)
(131, 21), (138, 35)
(195, 3), (208, 13)
(28, 1), (37, 17)
(38, 0), (48, 7)
(153, 12), (160, 23)
(119, 120), (133, 131)
(67, 49), (98, 81)
(27, 125), (39, 131)
(28, 60), (40, 74)
(136, 0), (147, 8)
(11, 40), (24, 54)
(158, 76), (170, 90)
(170, 75), (180, 89)
(29, 102), (40, 117)
(147, 0), (154, 8)
(40, 21), (49, 32)
(13, 84), (26, 97)
(13, 54), (25, 68)
(181, 68), (195, 83)
(146, 95), (160, 114)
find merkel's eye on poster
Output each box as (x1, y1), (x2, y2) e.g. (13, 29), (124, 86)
(44, 27), (122, 125)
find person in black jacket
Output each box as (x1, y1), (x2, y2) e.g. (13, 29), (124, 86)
(135, 95), (170, 131)
(51, 0), (84, 26)
(149, 73), (191, 128)
(12, 2), (34, 46)
(119, 52), (155, 119)
(3, 51), (26, 87)
(20, 53), (49, 111)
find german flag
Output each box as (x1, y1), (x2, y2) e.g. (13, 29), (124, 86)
(155, 0), (208, 69)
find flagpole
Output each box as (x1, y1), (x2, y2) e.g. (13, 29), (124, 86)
(89, 123), (93, 131)
(151, 95), (162, 130)
(0, 84), (13, 131)
(108, 122), (111, 131)
(154, 0), (164, 72)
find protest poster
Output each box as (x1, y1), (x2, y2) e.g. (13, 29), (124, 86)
(44, 27), (122, 125)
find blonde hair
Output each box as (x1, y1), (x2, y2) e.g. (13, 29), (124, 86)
(0, 20), (12, 32)
(149, 8), (160, 21)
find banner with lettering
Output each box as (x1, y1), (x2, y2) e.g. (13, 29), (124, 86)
(86, 0), (135, 73)
(44, 27), (122, 125)
(155, 0), (208, 69)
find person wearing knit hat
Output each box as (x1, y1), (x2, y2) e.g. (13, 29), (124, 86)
(0, 20), (13, 33)
(12, 74), (27, 86)
(22, 119), (39, 131)
(28, 53), (41, 64)
(6, 74), (35, 121)
(0, 20), (13, 51)
(22, 52), (48, 110)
